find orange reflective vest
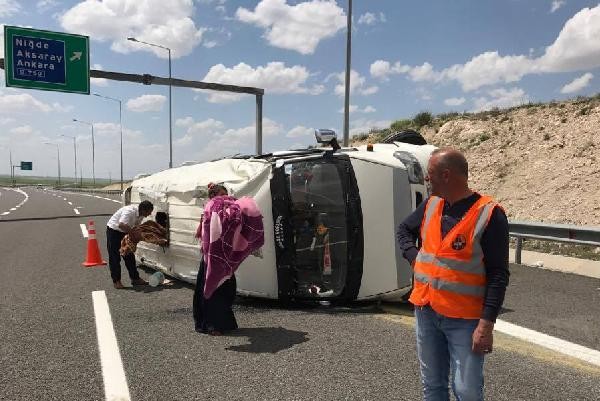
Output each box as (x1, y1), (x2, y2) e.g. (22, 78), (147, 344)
(409, 194), (498, 319)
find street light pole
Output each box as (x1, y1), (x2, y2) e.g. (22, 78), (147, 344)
(127, 37), (173, 168)
(93, 93), (124, 191)
(73, 119), (95, 185)
(44, 142), (61, 186)
(168, 47), (172, 169)
(343, 0), (352, 147)
(61, 134), (77, 184)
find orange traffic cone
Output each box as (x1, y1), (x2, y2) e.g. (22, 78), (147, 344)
(82, 220), (107, 267)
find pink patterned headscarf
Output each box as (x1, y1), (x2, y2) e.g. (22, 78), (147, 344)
(199, 195), (264, 299)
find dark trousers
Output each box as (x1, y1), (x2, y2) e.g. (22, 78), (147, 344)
(106, 227), (140, 283)
(193, 259), (238, 333)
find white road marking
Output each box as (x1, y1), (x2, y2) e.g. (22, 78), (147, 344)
(495, 319), (600, 367)
(10, 208), (16, 211)
(1, 211), (9, 215)
(63, 197), (67, 201)
(74, 208), (80, 215)
(80, 223), (89, 238)
(92, 291), (131, 401)
(68, 202), (73, 205)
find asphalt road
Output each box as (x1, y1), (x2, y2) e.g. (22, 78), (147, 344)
(1, 187), (599, 400)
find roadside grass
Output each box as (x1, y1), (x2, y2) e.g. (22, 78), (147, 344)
(511, 238), (600, 262)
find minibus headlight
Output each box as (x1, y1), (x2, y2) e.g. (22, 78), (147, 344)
(393, 151), (424, 184)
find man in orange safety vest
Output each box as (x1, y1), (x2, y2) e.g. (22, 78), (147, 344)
(397, 148), (509, 401)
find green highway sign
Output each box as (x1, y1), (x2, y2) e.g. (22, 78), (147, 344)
(20, 161), (32, 170)
(3, 26), (89, 94)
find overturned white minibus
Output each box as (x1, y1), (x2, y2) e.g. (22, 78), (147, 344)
(127, 132), (435, 302)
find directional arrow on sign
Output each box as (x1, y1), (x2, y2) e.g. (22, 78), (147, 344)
(70, 51), (82, 61)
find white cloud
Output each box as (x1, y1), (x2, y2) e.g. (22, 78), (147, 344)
(473, 87), (528, 111)
(201, 27), (231, 49)
(368, 5), (600, 92)
(187, 118), (225, 135)
(370, 60), (435, 82)
(349, 118), (391, 137)
(91, 64), (109, 87)
(334, 70), (378, 97)
(36, 0), (58, 13)
(442, 52), (534, 91)
(194, 118), (283, 160)
(358, 12), (386, 25)
(126, 95), (166, 112)
(338, 104), (376, 114)
(537, 5), (600, 72)
(175, 117), (194, 127)
(287, 125), (313, 138)
(0, 0), (20, 17)
(560, 72), (594, 94)
(551, 1), (565, 13)
(409, 62), (439, 82)
(0, 93), (54, 113)
(0, 117), (15, 125)
(363, 105), (376, 113)
(9, 125), (34, 136)
(236, 0), (346, 55)
(175, 118), (226, 146)
(91, 122), (142, 141)
(60, 0), (205, 59)
(444, 97), (466, 106)
(201, 62), (324, 103)
(52, 102), (74, 113)
(0, 24), (5, 57)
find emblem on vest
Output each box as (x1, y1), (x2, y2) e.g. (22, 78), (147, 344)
(452, 234), (467, 250)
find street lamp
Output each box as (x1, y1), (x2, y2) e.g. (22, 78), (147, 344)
(60, 134), (77, 184)
(73, 118), (95, 185)
(44, 142), (61, 186)
(127, 36), (173, 169)
(93, 93), (124, 191)
(343, 0), (352, 147)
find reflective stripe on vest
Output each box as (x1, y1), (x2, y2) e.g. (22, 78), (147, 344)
(410, 195), (497, 319)
(420, 196), (442, 245)
(414, 272), (485, 297)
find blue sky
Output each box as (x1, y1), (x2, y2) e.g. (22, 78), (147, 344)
(1, 0), (599, 179)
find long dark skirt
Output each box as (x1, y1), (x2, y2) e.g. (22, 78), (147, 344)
(193, 259), (238, 333)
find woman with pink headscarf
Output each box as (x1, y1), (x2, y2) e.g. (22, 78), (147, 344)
(193, 183), (265, 335)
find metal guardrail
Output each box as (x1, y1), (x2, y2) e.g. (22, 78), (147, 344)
(509, 221), (600, 264)
(58, 187), (123, 195)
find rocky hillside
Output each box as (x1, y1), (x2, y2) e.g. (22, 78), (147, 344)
(354, 96), (600, 226)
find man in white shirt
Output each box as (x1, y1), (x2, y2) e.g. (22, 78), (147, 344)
(106, 200), (154, 289)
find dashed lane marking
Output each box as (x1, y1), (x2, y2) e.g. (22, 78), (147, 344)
(74, 208), (80, 215)
(92, 291), (132, 401)
(0, 188), (28, 217)
(80, 223), (89, 238)
(68, 202), (73, 205)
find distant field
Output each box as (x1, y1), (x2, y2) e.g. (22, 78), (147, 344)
(0, 175), (114, 188)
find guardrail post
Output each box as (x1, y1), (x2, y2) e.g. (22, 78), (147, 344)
(515, 237), (523, 264)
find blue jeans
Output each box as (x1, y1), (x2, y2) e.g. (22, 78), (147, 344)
(415, 305), (484, 401)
